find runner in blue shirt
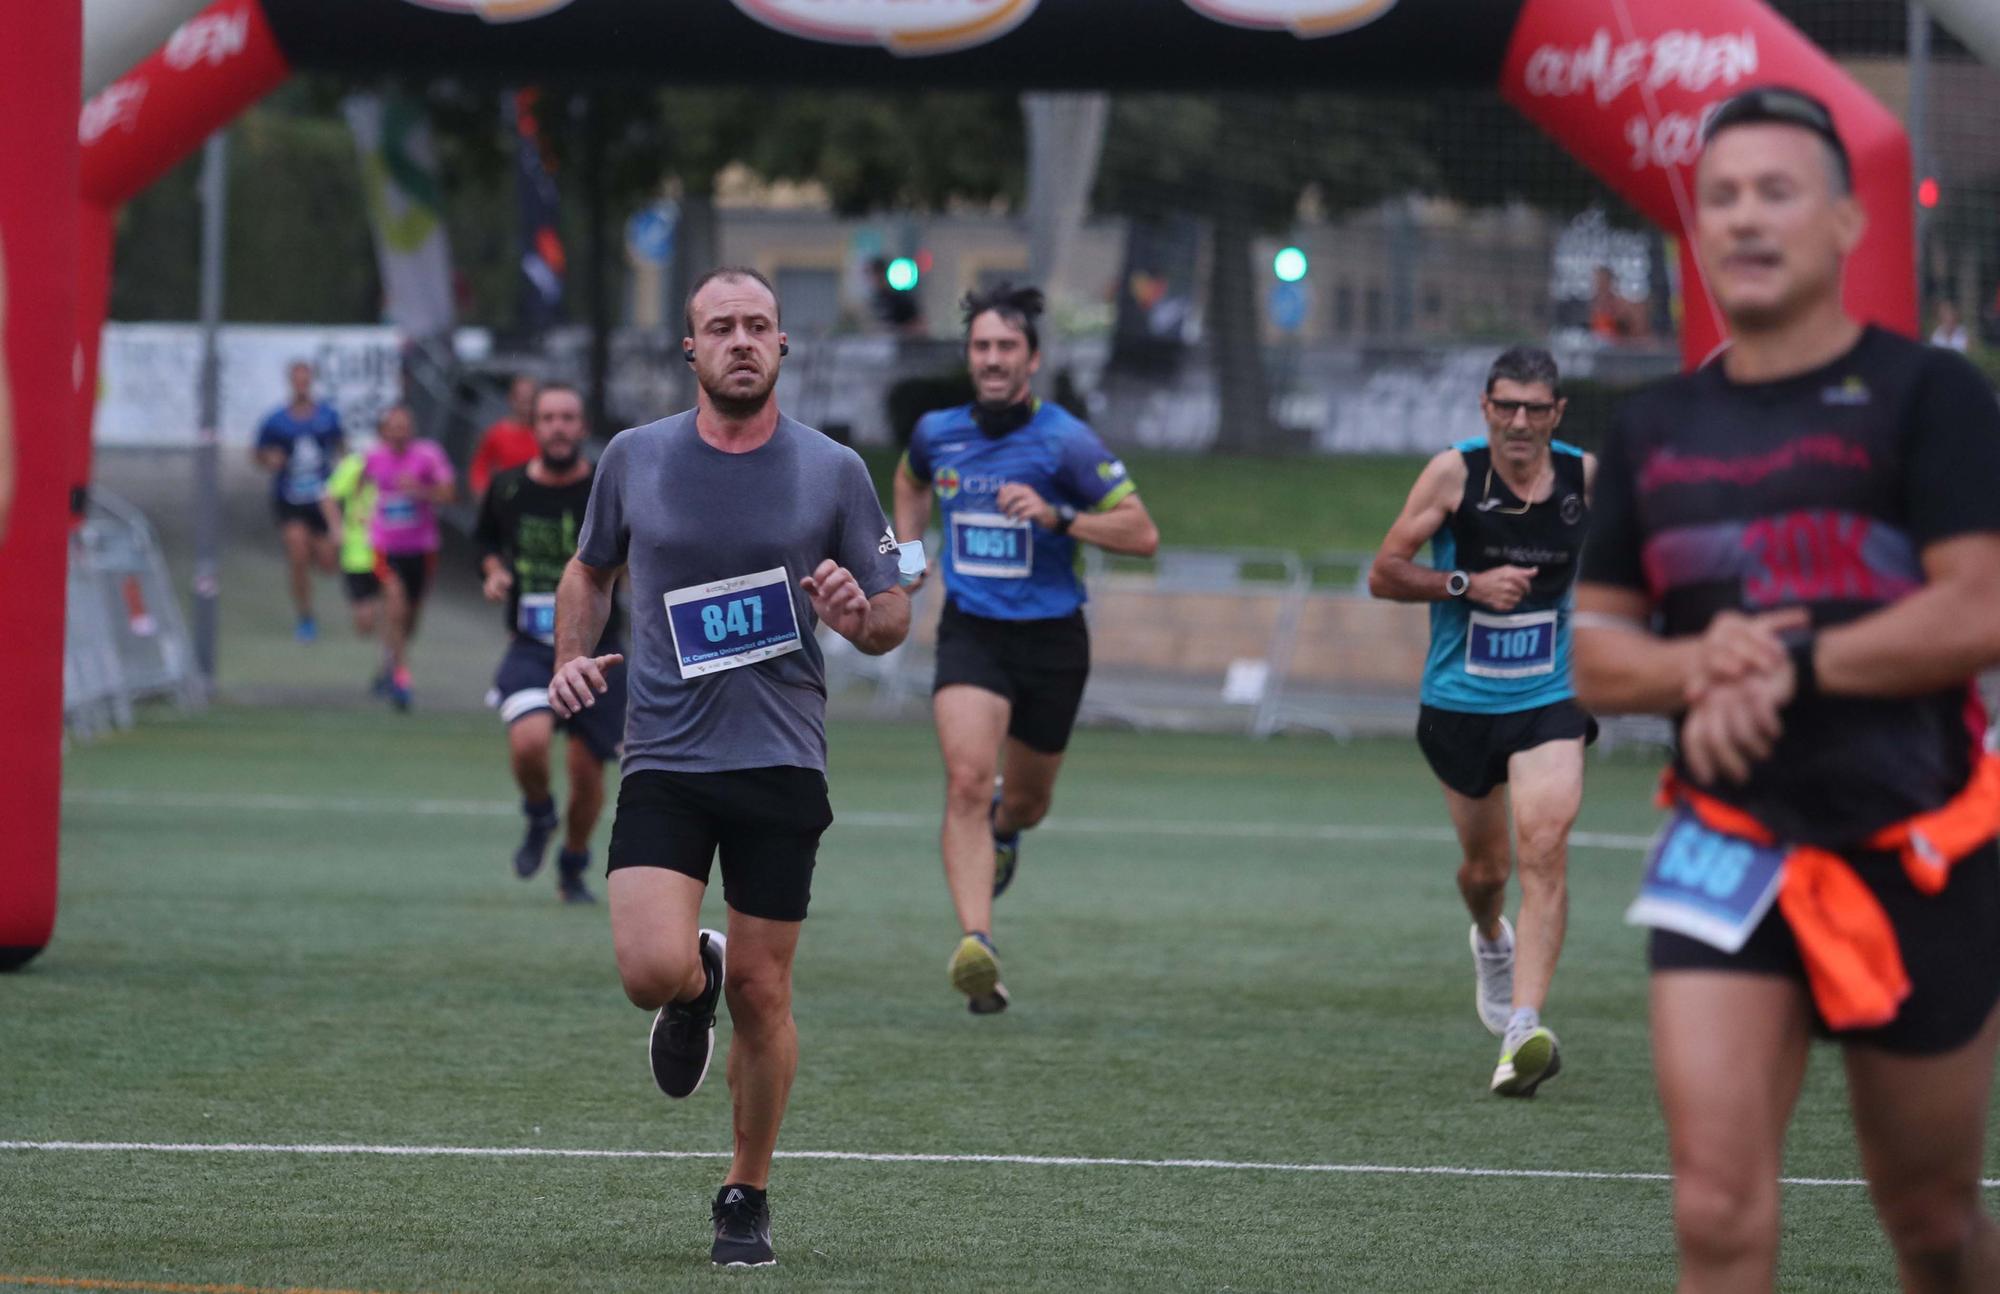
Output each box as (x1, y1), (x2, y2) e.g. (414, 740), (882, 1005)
(893, 283), (1159, 1014)
(252, 359), (344, 641)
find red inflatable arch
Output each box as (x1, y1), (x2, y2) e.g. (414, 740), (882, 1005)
(1, 0), (1916, 967)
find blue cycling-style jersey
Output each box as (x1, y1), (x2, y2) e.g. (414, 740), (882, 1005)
(256, 401), (344, 505)
(1422, 438), (1589, 714)
(904, 402), (1135, 621)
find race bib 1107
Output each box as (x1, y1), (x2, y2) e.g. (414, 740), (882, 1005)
(1465, 609), (1557, 679)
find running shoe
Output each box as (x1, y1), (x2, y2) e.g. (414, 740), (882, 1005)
(515, 802), (558, 879)
(1491, 1024), (1562, 1098)
(991, 790), (1021, 898)
(710, 1183), (775, 1268)
(650, 929), (725, 1099)
(948, 932), (1009, 1015)
(295, 615), (317, 644)
(555, 848), (595, 904)
(1470, 916), (1516, 1037)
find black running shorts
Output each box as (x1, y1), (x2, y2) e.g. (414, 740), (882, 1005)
(606, 767), (834, 923)
(932, 599), (1090, 754)
(1650, 841), (2000, 1055)
(1416, 699), (1597, 800)
(489, 636), (627, 763)
(343, 570), (382, 603)
(273, 498), (329, 535)
(376, 551), (436, 605)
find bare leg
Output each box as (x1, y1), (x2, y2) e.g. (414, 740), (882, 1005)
(607, 867), (707, 1010)
(564, 736), (606, 853)
(1845, 1004), (2000, 1293)
(1653, 971), (1813, 1293)
(994, 737), (1064, 835)
(507, 712), (554, 805)
(934, 685), (1011, 936)
(721, 908), (803, 1191)
(1440, 784), (1512, 941)
(280, 521), (313, 620)
(1501, 738), (1583, 1012)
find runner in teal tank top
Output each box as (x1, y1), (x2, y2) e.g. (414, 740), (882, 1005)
(1368, 346), (1597, 1098)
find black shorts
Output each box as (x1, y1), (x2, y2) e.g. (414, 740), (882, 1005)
(343, 570), (382, 603)
(273, 498), (328, 535)
(377, 551), (436, 605)
(1650, 842), (2000, 1055)
(606, 767), (833, 922)
(1416, 700), (1597, 800)
(933, 600), (1091, 754)
(489, 636), (627, 763)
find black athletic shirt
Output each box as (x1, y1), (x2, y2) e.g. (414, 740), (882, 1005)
(1446, 441), (1590, 607)
(1583, 326), (2000, 847)
(474, 464), (622, 647)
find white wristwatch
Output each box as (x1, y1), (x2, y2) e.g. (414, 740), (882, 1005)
(1445, 570), (1470, 598)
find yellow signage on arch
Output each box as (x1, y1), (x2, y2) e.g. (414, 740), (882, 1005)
(1183, 0), (1400, 38)
(731, 0), (1040, 56)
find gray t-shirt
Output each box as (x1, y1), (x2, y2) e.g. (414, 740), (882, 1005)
(575, 411), (899, 775)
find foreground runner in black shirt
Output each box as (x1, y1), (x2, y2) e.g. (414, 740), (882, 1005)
(1576, 87), (2000, 1291)
(474, 382), (626, 902)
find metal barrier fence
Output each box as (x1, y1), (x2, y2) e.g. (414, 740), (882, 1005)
(63, 487), (207, 738)
(822, 542), (1673, 749)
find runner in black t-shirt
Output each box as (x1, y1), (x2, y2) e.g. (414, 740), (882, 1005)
(1575, 87), (2000, 1289)
(474, 381), (626, 903)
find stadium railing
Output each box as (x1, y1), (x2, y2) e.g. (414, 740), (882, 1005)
(63, 487), (207, 737)
(821, 540), (1673, 750)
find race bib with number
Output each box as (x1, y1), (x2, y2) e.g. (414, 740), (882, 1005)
(378, 495), (418, 527)
(1465, 609), (1557, 679)
(1624, 807), (1787, 953)
(516, 591), (556, 645)
(950, 512), (1034, 579)
(663, 566), (802, 680)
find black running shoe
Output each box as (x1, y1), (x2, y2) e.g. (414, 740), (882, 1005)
(710, 1183), (775, 1268)
(555, 848), (595, 903)
(514, 803), (559, 879)
(649, 928), (725, 1099)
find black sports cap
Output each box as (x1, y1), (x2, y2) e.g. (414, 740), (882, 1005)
(1701, 85), (1852, 192)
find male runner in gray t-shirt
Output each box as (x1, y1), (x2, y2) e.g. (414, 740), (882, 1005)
(550, 267), (909, 1271)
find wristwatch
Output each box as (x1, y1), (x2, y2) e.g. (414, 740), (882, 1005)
(1052, 503), (1078, 535)
(1445, 570), (1470, 598)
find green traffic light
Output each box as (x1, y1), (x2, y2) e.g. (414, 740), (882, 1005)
(886, 257), (920, 291)
(1273, 246), (1308, 283)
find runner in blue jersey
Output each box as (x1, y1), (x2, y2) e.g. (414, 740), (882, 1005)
(252, 359), (343, 641)
(1369, 346), (1596, 1097)
(893, 283), (1159, 1014)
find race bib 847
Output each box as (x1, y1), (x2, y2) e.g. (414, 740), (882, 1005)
(663, 566), (803, 680)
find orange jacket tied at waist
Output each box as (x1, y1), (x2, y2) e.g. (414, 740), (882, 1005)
(1659, 751), (2000, 1031)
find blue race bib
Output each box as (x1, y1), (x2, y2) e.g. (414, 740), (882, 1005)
(1465, 609), (1557, 679)
(516, 591), (556, 645)
(663, 566), (803, 679)
(950, 511), (1033, 579)
(1624, 807), (1787, 953)
(379, 495), (418, 527)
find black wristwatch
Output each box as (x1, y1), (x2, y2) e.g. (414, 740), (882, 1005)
(1445, 569), (1470, 598)
(1052, 503), (1078, 535)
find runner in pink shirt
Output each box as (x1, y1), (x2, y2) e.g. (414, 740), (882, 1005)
(361, 404), (455, 710)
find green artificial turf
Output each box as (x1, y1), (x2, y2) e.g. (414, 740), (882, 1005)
(2, 709), (1975, 1290)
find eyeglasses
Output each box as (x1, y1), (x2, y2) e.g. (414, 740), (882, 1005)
(1702, 86), (1852, 187)
(1486, 398), (1559, 422)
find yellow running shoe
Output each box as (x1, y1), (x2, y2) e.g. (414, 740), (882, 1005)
(1491, 1025), (1561, 1098)
(948, 932), (1009, 1014)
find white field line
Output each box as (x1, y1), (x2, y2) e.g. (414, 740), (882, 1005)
(2, 1139), (1957, 1188)
(60, 788), (1654, 852)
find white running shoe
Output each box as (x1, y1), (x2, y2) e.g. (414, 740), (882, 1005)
(1470, 916), (1515, 1037)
